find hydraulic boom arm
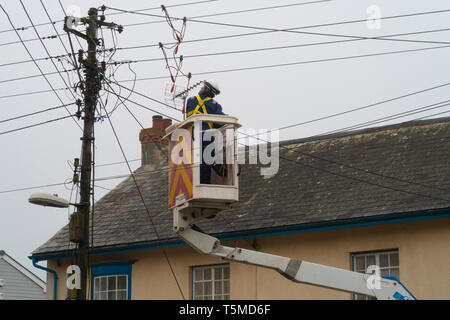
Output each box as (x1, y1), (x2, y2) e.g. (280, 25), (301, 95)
(174, 210), (415, 300)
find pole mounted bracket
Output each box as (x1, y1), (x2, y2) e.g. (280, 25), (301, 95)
(80, 135), (95, 142)
(97, 20), (123, 33)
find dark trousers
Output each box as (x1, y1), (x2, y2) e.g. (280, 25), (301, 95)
(200, 138), (213, 184)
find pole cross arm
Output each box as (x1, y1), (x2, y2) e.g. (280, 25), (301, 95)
(97, 21), (123, 33)
(176, 226), (415, 300)
(63, 22), (90, 42)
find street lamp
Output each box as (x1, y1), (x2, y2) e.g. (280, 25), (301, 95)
(28, 193), (70, 208)
(29, 192), (85, 299)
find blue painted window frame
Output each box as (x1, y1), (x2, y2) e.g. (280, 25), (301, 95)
(91, 262), (133, 300)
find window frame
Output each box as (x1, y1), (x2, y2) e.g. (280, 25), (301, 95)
(191, 263), (230, 300)
(91, 262), (133, 300)
(351, 249), (400, 300)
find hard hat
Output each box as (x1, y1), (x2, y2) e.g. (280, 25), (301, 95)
(204, 81), (220, 95)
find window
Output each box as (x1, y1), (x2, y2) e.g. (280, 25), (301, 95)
(92, 262), (132, 300)
(352, 250), (399, 300)
(192, 264), (229, 300)
(94, 275), (128, 300)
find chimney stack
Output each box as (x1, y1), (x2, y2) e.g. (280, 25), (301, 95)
(139, 115), (172, 167)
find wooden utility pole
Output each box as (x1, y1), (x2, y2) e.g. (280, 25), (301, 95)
(77, 7), (98, 300)
(65, 7), (122, 300)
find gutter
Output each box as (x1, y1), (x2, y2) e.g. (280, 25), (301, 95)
(31, 207), (450, 262)
(31, 256), (58, 300)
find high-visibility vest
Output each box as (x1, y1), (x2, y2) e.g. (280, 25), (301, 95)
(186, 95), (213, 129)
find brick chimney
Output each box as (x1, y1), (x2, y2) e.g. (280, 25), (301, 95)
(139, 115), (172, 168)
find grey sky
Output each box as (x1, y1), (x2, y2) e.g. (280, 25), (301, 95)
(0, 0), (449, 281)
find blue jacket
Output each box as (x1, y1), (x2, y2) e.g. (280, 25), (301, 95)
(185, 93), (225, 130)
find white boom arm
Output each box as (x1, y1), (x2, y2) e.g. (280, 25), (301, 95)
(174, 211), (415, 300)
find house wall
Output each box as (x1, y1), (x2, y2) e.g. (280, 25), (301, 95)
(0, 259), (46, 300)
(46, 216), (450, 300)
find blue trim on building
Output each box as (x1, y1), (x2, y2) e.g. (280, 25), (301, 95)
(31, 256), (58, 300)
(219, 211), (450, 242)
(32, 207), (450, 262)
(91, 261), (133, 300)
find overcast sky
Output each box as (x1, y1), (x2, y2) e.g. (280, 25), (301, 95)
(0, 0), (449, 281)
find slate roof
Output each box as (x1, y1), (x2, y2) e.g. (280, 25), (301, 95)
(32, 117), (450, 258)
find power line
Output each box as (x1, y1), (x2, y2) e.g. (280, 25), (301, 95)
(113, 4), (450, 31)
(106, 0), (220, 17)
(0, 34), (59, 48)
(0, 0), (219, 34)
(4, 26), (450, 70)
(0, 20), (60, 34)
(40, 1), (74, 66)
(5, 40), (444, 97)
(0, 53), (72, 68)
(19, 0), (79, 103)
(102, 86), (181, 122)
(122, 0), (332, 27)
(106, 5), (450, 46)
(0, 1), (219, 48)
(113, 44), (450, 84)
(113, 79), (450, 138)
(417, 109), (450, 120)
(2, 7), (449, 52)
(0, 69), (73, 85)
(0, 102), (75, 124)
(118, 79), (450, 144)
(310, 100), (450, 138)
(0, 182), (67, 194)
(95, 158), (140, 167)
(107, 27), (450, 67)
(71, 94), (450, 173)
(41, 0), (86, 97)
(94, 184), (112, 191)
(0, 30), (88, 50)
(0, 114), (75, 136)
(275, 82), (450, 133)
(0, 3), (82, 132)
(97, 9), (450, 53)
(1, 12), (448, 84)
(0, 87), (70, 100)
(4, 72), (446, 142)
(108, 79), (181, 111)
(188, 45), (450, 77)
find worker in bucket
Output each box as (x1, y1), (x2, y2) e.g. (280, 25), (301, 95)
(185, 81), (225, 184)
